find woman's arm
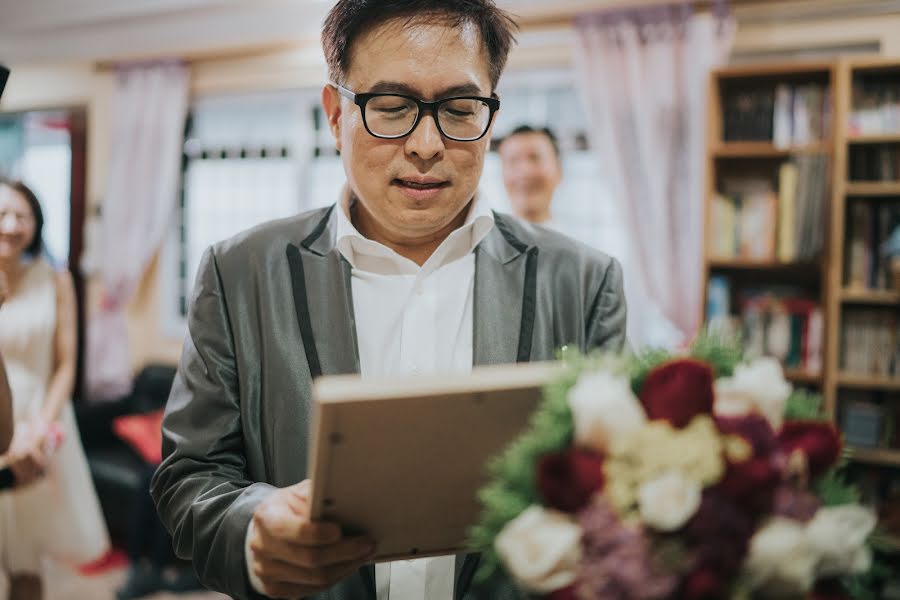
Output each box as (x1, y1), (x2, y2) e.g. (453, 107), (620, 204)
(40, 270), (77, 423)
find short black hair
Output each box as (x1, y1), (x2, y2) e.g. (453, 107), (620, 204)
(0, 176), (44, 257)
(501, 125), (561, 158)
(322, 0), (518, 92)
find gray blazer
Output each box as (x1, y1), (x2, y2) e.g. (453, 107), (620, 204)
(151, 205), (626, 600)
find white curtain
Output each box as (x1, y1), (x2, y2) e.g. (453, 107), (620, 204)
(85, 61), (189, 401)
(574, 6), (735, 348)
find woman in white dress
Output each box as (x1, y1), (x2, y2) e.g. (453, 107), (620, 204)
(0, 178), (109, 600)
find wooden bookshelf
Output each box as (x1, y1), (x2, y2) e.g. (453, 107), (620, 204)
(847, 134), (900, 145)
(841, 288), (900, 305)
(784, 368), (823, 385)
(712, 141), (829, 158)
(847, 447), (900, 467)
(703, 58), (900, 469)
(845, 182), (900, 196)
(702, 60), (835, 419)
(837, 373), (900, 392)
(827, 58), (900, 468)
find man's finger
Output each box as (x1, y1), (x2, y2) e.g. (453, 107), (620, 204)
(253, 528), (374, 569)
(259, 556), (370, 593)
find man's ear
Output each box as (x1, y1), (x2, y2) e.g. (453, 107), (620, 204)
(321, 84), (343, 152)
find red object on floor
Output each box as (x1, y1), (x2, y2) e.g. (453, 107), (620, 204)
(77, 548), (129, 576)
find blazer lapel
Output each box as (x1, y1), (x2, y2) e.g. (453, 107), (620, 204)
(473, 215), (538, 367)
(286, 205), (360, 378)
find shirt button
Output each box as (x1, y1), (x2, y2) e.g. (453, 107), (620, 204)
(411, 366), (420, 374)
(415, 286), (424, 296)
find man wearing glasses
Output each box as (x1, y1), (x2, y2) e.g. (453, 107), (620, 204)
(152, 2), (626, 599)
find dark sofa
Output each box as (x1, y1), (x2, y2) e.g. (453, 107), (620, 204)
(74, 364), (176, 549)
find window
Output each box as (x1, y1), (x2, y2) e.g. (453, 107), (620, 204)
(163, 90), (317, 334)
(0, 111), (72, 265)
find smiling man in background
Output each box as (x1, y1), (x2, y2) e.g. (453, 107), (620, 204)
(152, 2), (626, 599)
(498, 125), (563, 227)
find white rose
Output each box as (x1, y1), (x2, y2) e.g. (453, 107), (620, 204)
(567, 371), (646, 452)
(807, 505), (877, 577)
(743, 517), (817, 597)
(638, 470), (701, 531)
(714, 357), (792, 429)
(494, 505), (582, 593)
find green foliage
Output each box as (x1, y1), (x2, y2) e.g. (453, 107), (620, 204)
(687, 328), (744, 378)
(814, 466), (861, 506)
(469, 367), (578, 580)
(783, 389), (827, 421)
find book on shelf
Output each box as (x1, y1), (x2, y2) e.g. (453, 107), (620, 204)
(839, 391), (894, 449)
(723, 84), (829, 144)
(849, 76), (900, 136)
(704, 279), (823, 374)
(844, 202), (900, 290)
(773, 83), (830, 148)
(709, 156), (829, 262)
(848, 144), (900, 182)
(723, 88), (774, 142)
(840, 308), (899, 378)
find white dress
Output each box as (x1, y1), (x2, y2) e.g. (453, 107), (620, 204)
(0, 258), (109, 573)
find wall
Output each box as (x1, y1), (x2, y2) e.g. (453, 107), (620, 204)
(4, 6), (900, 371)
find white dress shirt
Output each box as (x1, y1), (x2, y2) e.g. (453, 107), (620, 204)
(247, 193), (494, 599)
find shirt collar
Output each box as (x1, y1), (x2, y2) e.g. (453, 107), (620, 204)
(334, 185), (495, 276)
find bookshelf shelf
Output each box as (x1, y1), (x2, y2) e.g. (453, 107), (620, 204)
(847, 133), (900, 145)
(841, 288), (900, 305)
(713, 141), (828, 158)
(845, 182), (900, 196)
(707, 259), (821, 272)
(783, 369), (823, 385)
(847, 447), (900, 467)
(837, 373), (900, 391)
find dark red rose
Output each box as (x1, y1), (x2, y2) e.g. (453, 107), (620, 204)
(777, 421), (843, 478)
(537, 448), (605, 513)
(715, 414), (778, 457)
(716, 456), (781, 515)
(548, 585), (578, 600)
(683, 567), (724, 600)
(639, 359), (715, 428)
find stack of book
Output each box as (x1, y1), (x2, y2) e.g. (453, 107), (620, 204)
(706, 278), (823, 374)
(773, 83), (831, 148)
(722, 88), (774, 141)
(709, 155), (829, 262)
(849, 144), (900, 182)
(840, 309), (899, 377)
(723, 84), (830, 144)
(849, 77), (900, 136)
(844, 203), (900, 290)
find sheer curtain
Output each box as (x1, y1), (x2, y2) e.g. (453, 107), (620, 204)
(86, 61), (189, 401)
(574, 5), (735, 348)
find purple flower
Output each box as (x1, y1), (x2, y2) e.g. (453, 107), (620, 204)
(772, 485), (821, 523)
(575, 499), (678, 600)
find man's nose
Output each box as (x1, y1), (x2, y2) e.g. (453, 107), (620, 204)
(404, 113), (445, 161)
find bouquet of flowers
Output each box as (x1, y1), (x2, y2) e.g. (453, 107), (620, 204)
(470, 336), (877, 600)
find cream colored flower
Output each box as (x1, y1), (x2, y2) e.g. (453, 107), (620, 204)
(743, 517), (817, 598)
(714, 357), (793, 429)
(807, 505), (877, 577)
(494, 505), (582, 593)
(567, 371), (646, 452)
(605, 416), (724, 515)
(638, 471), (702, 531)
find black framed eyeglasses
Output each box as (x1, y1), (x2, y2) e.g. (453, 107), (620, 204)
(336, 85), (500, 142)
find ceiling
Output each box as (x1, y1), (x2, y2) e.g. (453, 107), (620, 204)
(0, 0), (680, 65)
(1, 0), (898, 65)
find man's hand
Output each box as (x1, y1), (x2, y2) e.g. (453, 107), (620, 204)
(249, 479), (375, 599)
